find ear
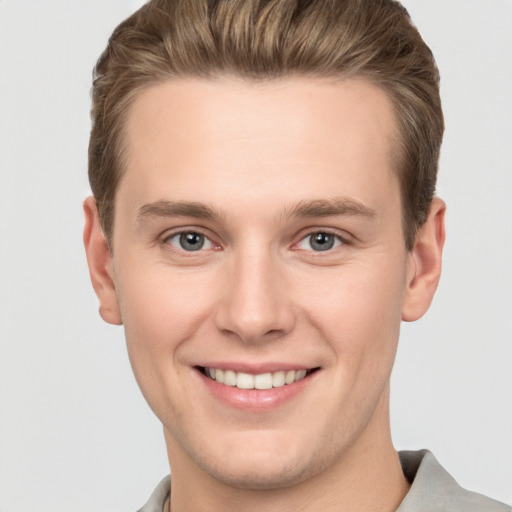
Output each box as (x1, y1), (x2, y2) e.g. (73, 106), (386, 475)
(83, 197), (122, 325)
(402, 197), (446, 322)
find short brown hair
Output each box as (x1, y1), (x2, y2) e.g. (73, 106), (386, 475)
(89, 0), (443, 250)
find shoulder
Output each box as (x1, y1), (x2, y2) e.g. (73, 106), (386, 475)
(397, 450), (511, 512)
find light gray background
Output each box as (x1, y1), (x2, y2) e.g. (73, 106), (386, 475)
(0, 1), (510, 511)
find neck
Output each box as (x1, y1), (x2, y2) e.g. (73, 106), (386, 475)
(165, 391), (409, 512)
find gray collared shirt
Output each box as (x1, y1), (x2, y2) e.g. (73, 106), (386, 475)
(397, 450), (510, 511)
(138, 450), (511, 511)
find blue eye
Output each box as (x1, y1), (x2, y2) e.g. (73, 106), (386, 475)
(297, 232), (343, 252)
(166, 232), (214, 252)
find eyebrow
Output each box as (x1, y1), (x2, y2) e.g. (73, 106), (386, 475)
(136, 200), (223, 224)
(136, 197), (376, 225)
(285, 198), (376, 220)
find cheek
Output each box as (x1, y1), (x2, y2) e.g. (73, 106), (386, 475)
(113, 265), (217, 393)
(295, 257), (406, 368)
(118, 265), (215, 343)
(113, 266), (218, 422)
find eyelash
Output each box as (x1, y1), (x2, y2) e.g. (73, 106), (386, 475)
(161, 228), (348, 254)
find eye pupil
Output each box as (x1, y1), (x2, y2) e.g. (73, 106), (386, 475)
(310, 232), (335, 251)
(179, 232), (204, 251)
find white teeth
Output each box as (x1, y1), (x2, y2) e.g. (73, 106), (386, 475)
(272, 371), (285, 388)
(254, 373), (273, 390)
(236, 372), (254, 389)
(285, 370), (296, 385)
(205, 367), (311, 389)
(295, 369), (307, 381)
(223, 370), (237, 387)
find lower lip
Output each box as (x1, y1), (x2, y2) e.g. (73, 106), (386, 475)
(197, 369), (316, 411)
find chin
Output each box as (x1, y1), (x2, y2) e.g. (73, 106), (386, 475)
(178, 429), (329, 491)
(199, 454), (315, 491)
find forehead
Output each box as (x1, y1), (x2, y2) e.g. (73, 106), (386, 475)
(119, 76), (400, 216)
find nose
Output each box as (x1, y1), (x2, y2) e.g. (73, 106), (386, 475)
(213, 247), (296, 343)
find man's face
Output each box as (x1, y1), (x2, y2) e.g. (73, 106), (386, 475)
(104, 77), (416, 488)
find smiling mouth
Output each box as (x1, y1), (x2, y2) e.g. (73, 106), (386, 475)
(198, 367), (319, 390)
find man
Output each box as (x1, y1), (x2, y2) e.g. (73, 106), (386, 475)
(83, 1), (510, 511)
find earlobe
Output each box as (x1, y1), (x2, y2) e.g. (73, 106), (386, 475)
(402, 197), (446, 322)
(83, 197), (122, 325)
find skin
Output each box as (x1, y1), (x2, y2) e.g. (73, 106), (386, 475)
(84, 77), (445, 512)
